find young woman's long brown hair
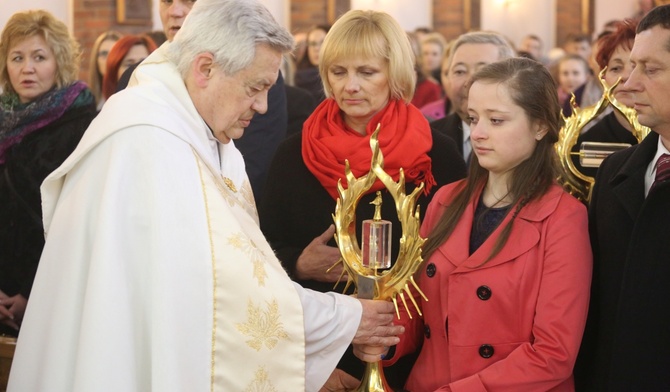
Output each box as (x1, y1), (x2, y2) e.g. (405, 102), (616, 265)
(421, 57), (561, 263)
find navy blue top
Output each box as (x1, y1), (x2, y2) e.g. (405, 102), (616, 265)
(470, 195), (511, 254)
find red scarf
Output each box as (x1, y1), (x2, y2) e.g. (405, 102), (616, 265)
(302, 98), (436, 200)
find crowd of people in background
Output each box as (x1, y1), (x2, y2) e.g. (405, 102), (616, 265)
(273, 7), (652, 136)
(1, 0), (670, 391)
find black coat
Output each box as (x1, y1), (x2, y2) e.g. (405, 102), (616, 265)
(285, 84), (317, 137)
(575, 131), (670, 391)
(0, 99), (96, 300)
(431, 112), (464, 157)
(259, 127), (466, 384)
(570, 112), (639, 179)
(234, 72), (288, 201)
(294, 67), (325, 102)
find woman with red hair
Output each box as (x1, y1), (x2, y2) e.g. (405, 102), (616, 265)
(101, 34), (156, 102)
(570, 19), (639, 178)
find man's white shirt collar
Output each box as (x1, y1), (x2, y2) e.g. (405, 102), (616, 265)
(645, 136), (670, 196)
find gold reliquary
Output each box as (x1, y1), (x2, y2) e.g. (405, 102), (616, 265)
(331, 125), (427, 392)
(556, 68), (651, 203)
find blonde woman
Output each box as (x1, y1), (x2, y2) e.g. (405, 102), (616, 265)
(87, 30), (122, 109)
(260, 9), (466, 388)
(0, 9), (96, 336)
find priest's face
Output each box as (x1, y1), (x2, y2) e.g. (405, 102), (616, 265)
(193, 44), (281, 144)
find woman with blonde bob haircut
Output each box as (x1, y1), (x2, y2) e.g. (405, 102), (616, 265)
(87, 30), (122, 109)
(260, 9), (466, 389)
(318, 10), (417, 103)
(0, 10), (82, 95)
(0, 9), (95, 336)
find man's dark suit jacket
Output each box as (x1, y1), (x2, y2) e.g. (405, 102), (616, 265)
(575, 131), (670, 391)
(430, 112), (464, 157)
(285, 85), (316, 136)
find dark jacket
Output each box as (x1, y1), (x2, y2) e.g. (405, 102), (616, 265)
(285, 85), (317, 137)
(0, 99), (96, 300)
(575, 131), (670, 391)
(562, 83), (587, 117)
(233, 72), (288, 201)
(294, 67), (325, 102)
(431, 112), (464, 157)
(570, 112), (638, 179)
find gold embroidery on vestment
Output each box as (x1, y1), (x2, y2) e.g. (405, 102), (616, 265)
(241, 180), (256, 212)
(227, 233), (268, 286)
(211, 174), (257, 217)
(227, 233), (243, 248)
(244, 367), (278, 392)
(223, 176), (237, 193)
(236, 299), (289, 351)
(193, 150), (218, 392)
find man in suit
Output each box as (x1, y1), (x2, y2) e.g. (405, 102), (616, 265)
(575, 5), (670, 391)
(285, 84), (317, 136)
(430, 32), (514, 161)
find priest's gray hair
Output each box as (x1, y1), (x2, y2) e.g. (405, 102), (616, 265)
(166, 0), (294, 78)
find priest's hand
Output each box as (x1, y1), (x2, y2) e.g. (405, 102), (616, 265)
(319, 368), (360, 392)
(353, 343), (391, 363)
(295, 225), (346, 283)
(354, 299), (403, 347)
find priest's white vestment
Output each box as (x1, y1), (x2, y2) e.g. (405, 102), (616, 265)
(7, 46), (361, 392)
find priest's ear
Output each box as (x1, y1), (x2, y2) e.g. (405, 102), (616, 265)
(191, 52), (216, 88)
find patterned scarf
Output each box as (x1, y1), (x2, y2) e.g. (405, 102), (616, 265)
(302, 98), (436, 200)
(0, 81), (91, 163)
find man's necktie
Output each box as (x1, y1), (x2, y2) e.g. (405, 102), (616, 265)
(650, 153), (670, 192)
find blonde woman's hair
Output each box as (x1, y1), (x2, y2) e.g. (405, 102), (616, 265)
(319, 10), (416, 103)
(87, 30), (122, 105)
(0, 10), (81, 95)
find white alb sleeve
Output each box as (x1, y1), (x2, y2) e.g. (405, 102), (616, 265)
(293, 283), (362, 392)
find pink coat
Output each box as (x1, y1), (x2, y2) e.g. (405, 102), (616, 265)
(386, 182), (592, 392)
(420, 99), (446, 122)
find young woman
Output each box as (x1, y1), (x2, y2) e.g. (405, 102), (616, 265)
(360, 57), (593, 391)
(101, 34), (157, 101)
(87, 30), (122, 109)
(294, 25), (330, 102)
(571, 19), (639, 178)
(558, 53), (592, 116)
